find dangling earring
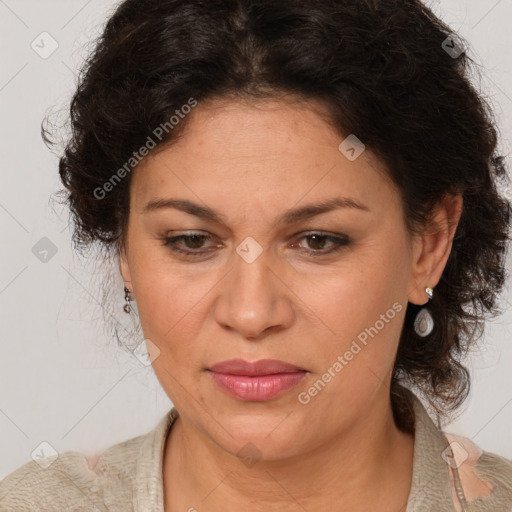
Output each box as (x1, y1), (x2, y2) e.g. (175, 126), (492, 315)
(414, 287), (434, 337)
(123, 286), (133, 314)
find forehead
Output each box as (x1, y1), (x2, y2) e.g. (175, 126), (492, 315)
(129, 97), (396, 216)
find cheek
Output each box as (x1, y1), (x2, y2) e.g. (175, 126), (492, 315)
(133, 272), (207, 401)
(137, 279), (200, 347)
(302, 238), (409, 378)
(129, 256), (184, 339)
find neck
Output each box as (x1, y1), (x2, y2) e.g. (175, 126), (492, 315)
(163, 394), (415, 512)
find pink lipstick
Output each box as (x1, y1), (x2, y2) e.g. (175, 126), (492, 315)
(207, 358), (307, 401)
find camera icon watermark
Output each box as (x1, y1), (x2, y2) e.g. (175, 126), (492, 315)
(30, 32), (59, 59)
(132, 338), (160, 366)
(441, 34), (465, 59)
(236, 442), (262, 468)
(31, 441), (59, 469)
(338, 134), (365, 161)
(32, 237), (58, 263)
(441, 441), (469, 469)
(236, 236), (263, 264)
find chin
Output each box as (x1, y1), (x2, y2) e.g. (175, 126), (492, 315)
(206, 412), (304, 462)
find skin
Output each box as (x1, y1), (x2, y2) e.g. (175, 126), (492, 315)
(120, 96), (463, 511)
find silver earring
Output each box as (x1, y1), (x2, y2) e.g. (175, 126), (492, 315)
(123, 286), (133, 314)
(414, 287), (434, 337)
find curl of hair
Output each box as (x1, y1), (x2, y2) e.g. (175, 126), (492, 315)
(44, 0), (511, 429)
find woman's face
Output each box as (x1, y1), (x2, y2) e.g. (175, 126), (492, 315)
(120, 97), (426, 460)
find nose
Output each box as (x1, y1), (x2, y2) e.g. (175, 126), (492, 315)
(213, 247), (295, 340)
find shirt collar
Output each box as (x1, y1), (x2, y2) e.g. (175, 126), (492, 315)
(405, 387), (455, 511)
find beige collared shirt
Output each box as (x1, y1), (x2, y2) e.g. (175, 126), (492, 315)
(1, 390), (511, 511)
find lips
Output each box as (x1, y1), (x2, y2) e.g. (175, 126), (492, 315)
(207, 358), (307, 401)
(209, 358), (305, 376)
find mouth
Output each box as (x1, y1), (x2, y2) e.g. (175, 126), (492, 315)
(207, 358), (308, 401)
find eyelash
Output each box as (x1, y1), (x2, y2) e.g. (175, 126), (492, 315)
(160, 231), (351, 257)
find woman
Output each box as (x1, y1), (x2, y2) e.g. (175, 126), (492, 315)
(1, 0), (511, 510)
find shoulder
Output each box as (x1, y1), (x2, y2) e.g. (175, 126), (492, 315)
(402, 386), (512, 510)
(443, 431), (512, 510)
(0, 429), (150, 511)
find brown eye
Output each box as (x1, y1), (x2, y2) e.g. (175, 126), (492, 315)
(161, 231), (350, 259)
(295, 232), (351, 255)
(180, 234), (208, 249)
(161, 232), (215, 256)
(304, 234), (329, 250)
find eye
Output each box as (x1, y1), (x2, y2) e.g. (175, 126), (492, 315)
(160, 231), (351, 258)
(293, 232), (351, 255)
(161, 232), (217, 256)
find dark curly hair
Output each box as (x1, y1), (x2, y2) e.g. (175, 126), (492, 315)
(44, 0), (511, 430)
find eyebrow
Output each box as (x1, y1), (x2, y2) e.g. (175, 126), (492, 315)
(142, 196), (370, 225)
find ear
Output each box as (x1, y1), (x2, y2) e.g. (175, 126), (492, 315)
(407, 193), (463, 305)
(119, 240), (132, 288)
